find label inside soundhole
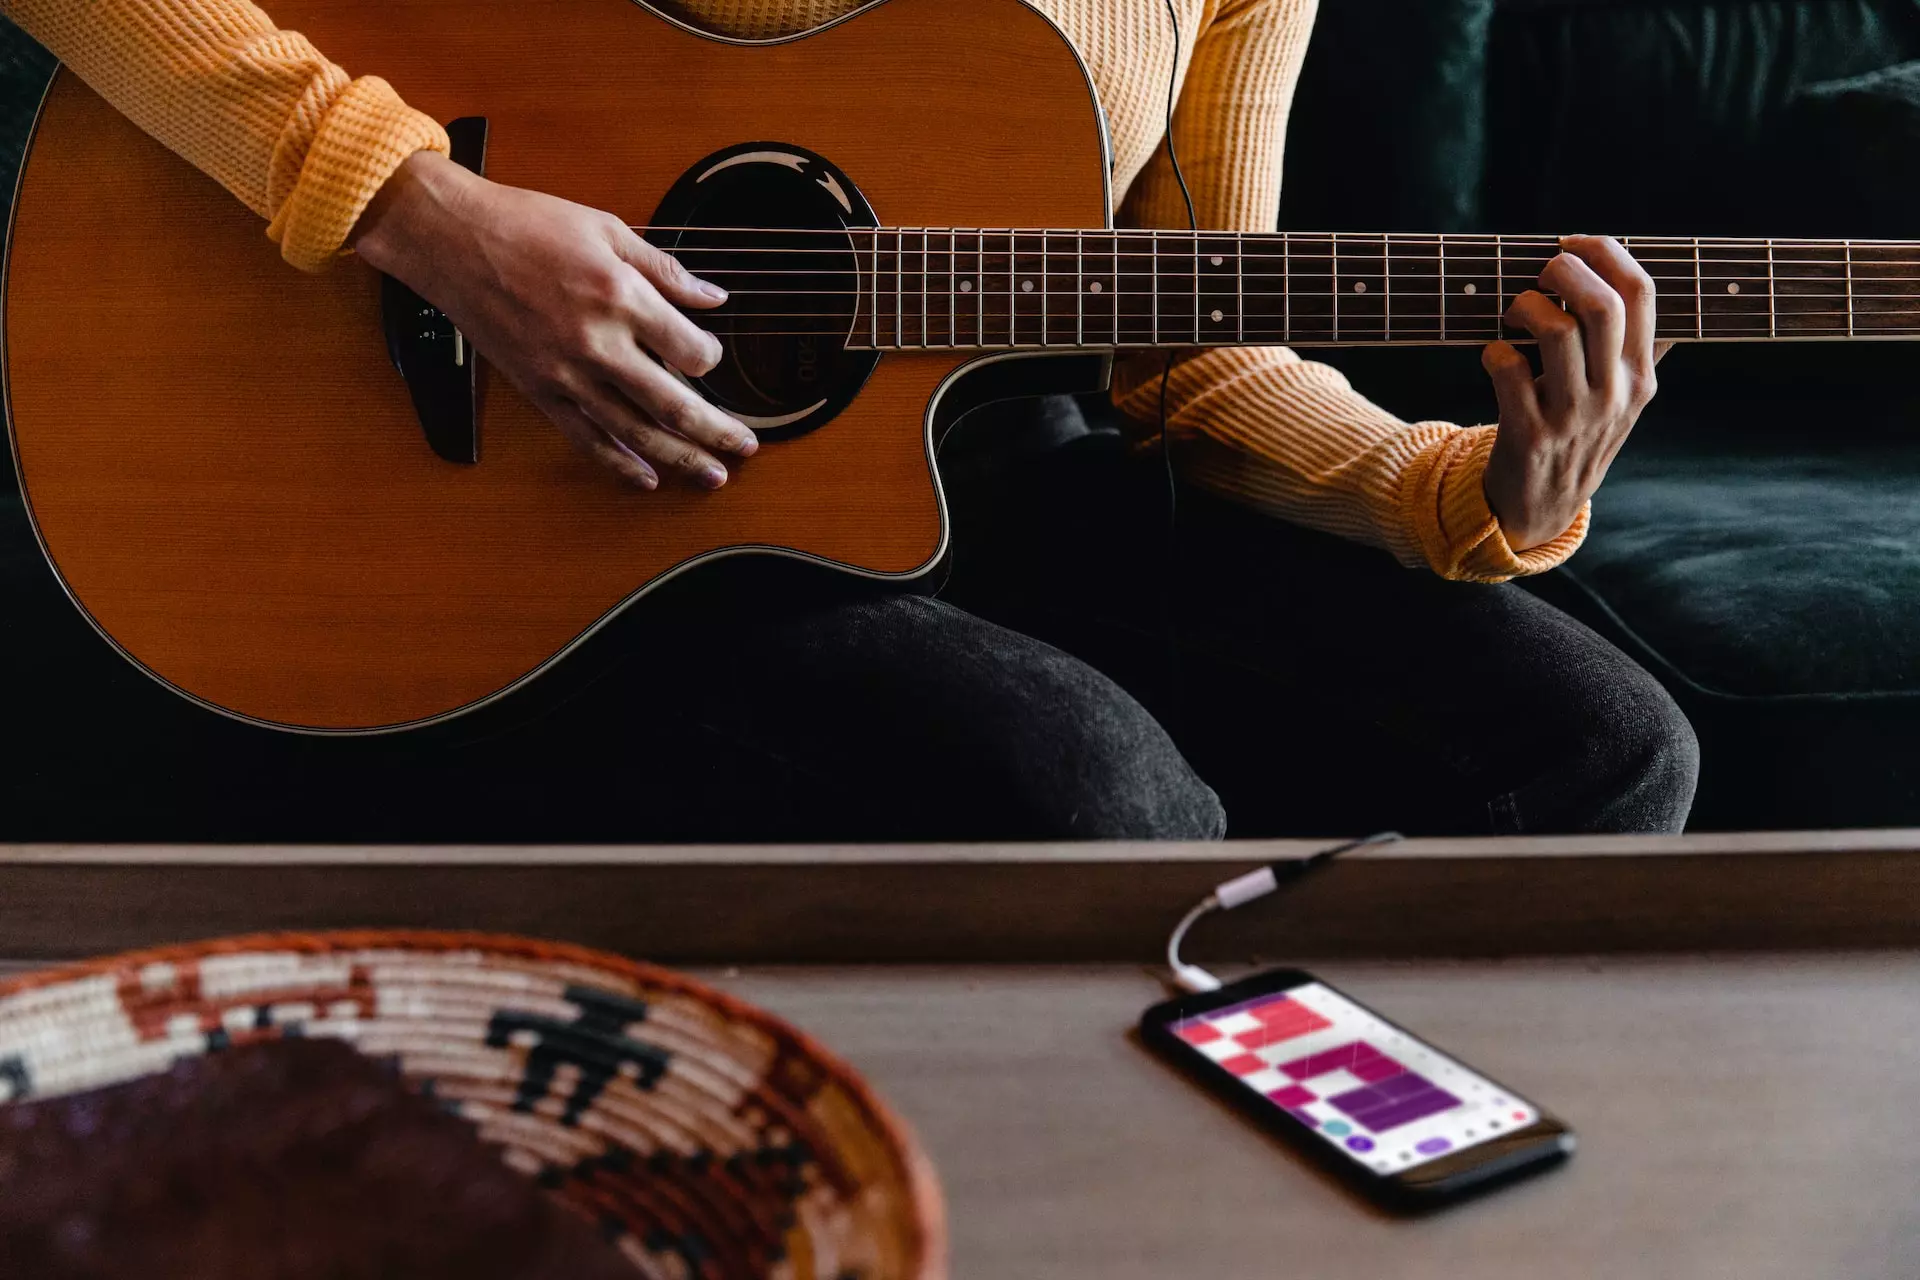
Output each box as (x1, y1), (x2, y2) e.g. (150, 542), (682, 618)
(649, 145), (879, 440)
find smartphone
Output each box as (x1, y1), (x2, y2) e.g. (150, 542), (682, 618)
(1140, 968), (1574, 1209)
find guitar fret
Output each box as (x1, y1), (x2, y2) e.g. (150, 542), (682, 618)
(1766, 238), (1775, 339)
(1182, 229), (1198, 339)
(1331, 231), (1340, 342)
(1236, 236), (1245, 344)
(1078, 233), (1090, 344)
(1846, 240), (1854, 337)
(977, 231), (986, 347)
(1495, 233), (1504, 340)
(1282, 234), (1290, 343)
(1438, 233), (1447, 342)
(1693, 238), (1703, 340)
(1383, 241), (1391, 341)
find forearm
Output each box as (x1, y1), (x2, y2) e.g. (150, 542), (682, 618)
(2, 0), (447, 268)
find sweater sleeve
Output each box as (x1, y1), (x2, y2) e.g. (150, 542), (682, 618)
(1114, 0), (1586, 582)
(1, 0), (449, 270)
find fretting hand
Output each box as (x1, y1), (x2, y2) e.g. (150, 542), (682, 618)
(352, 150), (755, 490)
(1481, 234), (1672, 550)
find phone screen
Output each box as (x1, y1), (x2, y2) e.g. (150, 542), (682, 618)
(1167, 980), (1539, 1176)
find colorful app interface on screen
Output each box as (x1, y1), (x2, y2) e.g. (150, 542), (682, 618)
(1172, 982), (1537, 1173)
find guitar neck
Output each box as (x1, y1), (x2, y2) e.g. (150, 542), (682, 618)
(841, 230), (1920, 351)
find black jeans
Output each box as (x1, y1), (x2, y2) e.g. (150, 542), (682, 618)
(939, 405), (1700, 838)
(1, 401), (1696, 842)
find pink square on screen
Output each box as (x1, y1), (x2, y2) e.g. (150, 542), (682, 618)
(1266, 1084), (1315, 1108)
(1219, 1053), (1266, 1076)
(1175, 1022), (1223, 1046)
(1254, 1000), (1333, 1033)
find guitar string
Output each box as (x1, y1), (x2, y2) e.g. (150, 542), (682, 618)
(629, 223), (1920, 248)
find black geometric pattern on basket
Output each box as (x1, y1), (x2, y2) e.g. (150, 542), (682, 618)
(484, 984), (668, 1126)
(0, 1055), (29, 1103)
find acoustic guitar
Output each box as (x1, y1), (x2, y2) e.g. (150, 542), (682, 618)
(6, 0), (1914, 733)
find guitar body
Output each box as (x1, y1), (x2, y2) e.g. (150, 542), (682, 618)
(4, 0), (1110, 732)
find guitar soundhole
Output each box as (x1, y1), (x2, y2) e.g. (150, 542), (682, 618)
(649, 144), (881, 441)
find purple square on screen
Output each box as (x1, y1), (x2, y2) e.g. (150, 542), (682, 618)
(1360, 1091), (1461, 1132)
(1327, 1086), (1385, 1117)
(1375, 1072), (1434, 1100)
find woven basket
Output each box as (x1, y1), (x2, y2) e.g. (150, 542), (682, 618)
(0, 930), (946, 1280)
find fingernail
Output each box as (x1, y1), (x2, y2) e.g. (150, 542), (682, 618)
(702, 463), (728, 489)
(707, 336), (725, 366)
(696, 279), (728, 303)
(636, 465), (658, 490)
(734, 432), (758, 456)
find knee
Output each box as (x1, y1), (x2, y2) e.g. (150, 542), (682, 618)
(1003, 656), (1226, 841)
(1630, 685), (1702, 828)
(1582, 676), (1701, 834)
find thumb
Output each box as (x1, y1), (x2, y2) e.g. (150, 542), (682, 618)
(612, 227), (729, 310)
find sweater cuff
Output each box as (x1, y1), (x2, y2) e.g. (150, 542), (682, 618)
(265, 76), (450, 272)
(1401, 425), (1589, 582)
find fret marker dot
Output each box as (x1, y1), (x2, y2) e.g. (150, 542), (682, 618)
(1353, 281), (1367, 293)
(1211, 309), (1224, 322)
(1210, 255), (1224, 267)
(1727, 282), (1740, 294)
(1021, 279), (1034, 292)
(1089, 281), (1103, 293)
(1463, 283), (1477, 295)
(959, 279), (973, 293)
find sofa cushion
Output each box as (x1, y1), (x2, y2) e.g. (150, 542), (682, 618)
(1281, 0), (1496, 232)
(1560, 420), (1920, 699)
(1485, 0), (1920, 235)
(1788, 57), (1920, 236)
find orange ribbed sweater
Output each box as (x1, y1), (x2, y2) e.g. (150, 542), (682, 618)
(0, 0), (1586, 579)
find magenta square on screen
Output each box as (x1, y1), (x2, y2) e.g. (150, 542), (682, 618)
(1266, 1084), (1315, 1109)
(1281, 1040), (1371, 1079)
(1351, 1054), (1406, 1083)
(1175, 1022), (1223, 1046)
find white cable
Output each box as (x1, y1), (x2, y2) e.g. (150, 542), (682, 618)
(1165, 832), (1404, 993)
(1166, 895), (1224, 992)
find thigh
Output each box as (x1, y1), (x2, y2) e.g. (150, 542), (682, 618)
(549, 562), (1223, 841)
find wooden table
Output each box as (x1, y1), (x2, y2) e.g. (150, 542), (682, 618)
(3, 832), (1917, 1276)
(719, 956), (1920, 1280)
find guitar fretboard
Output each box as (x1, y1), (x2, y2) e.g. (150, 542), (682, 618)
(815, 231), (1920, 350)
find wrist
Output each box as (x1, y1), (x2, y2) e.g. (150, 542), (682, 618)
(1482, 438), (1568, 553)
(350, 149), (480, 277)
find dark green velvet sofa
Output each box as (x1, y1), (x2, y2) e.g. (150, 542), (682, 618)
(3, 0), (1918, 835)
(1274, 0), (1920, 830)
